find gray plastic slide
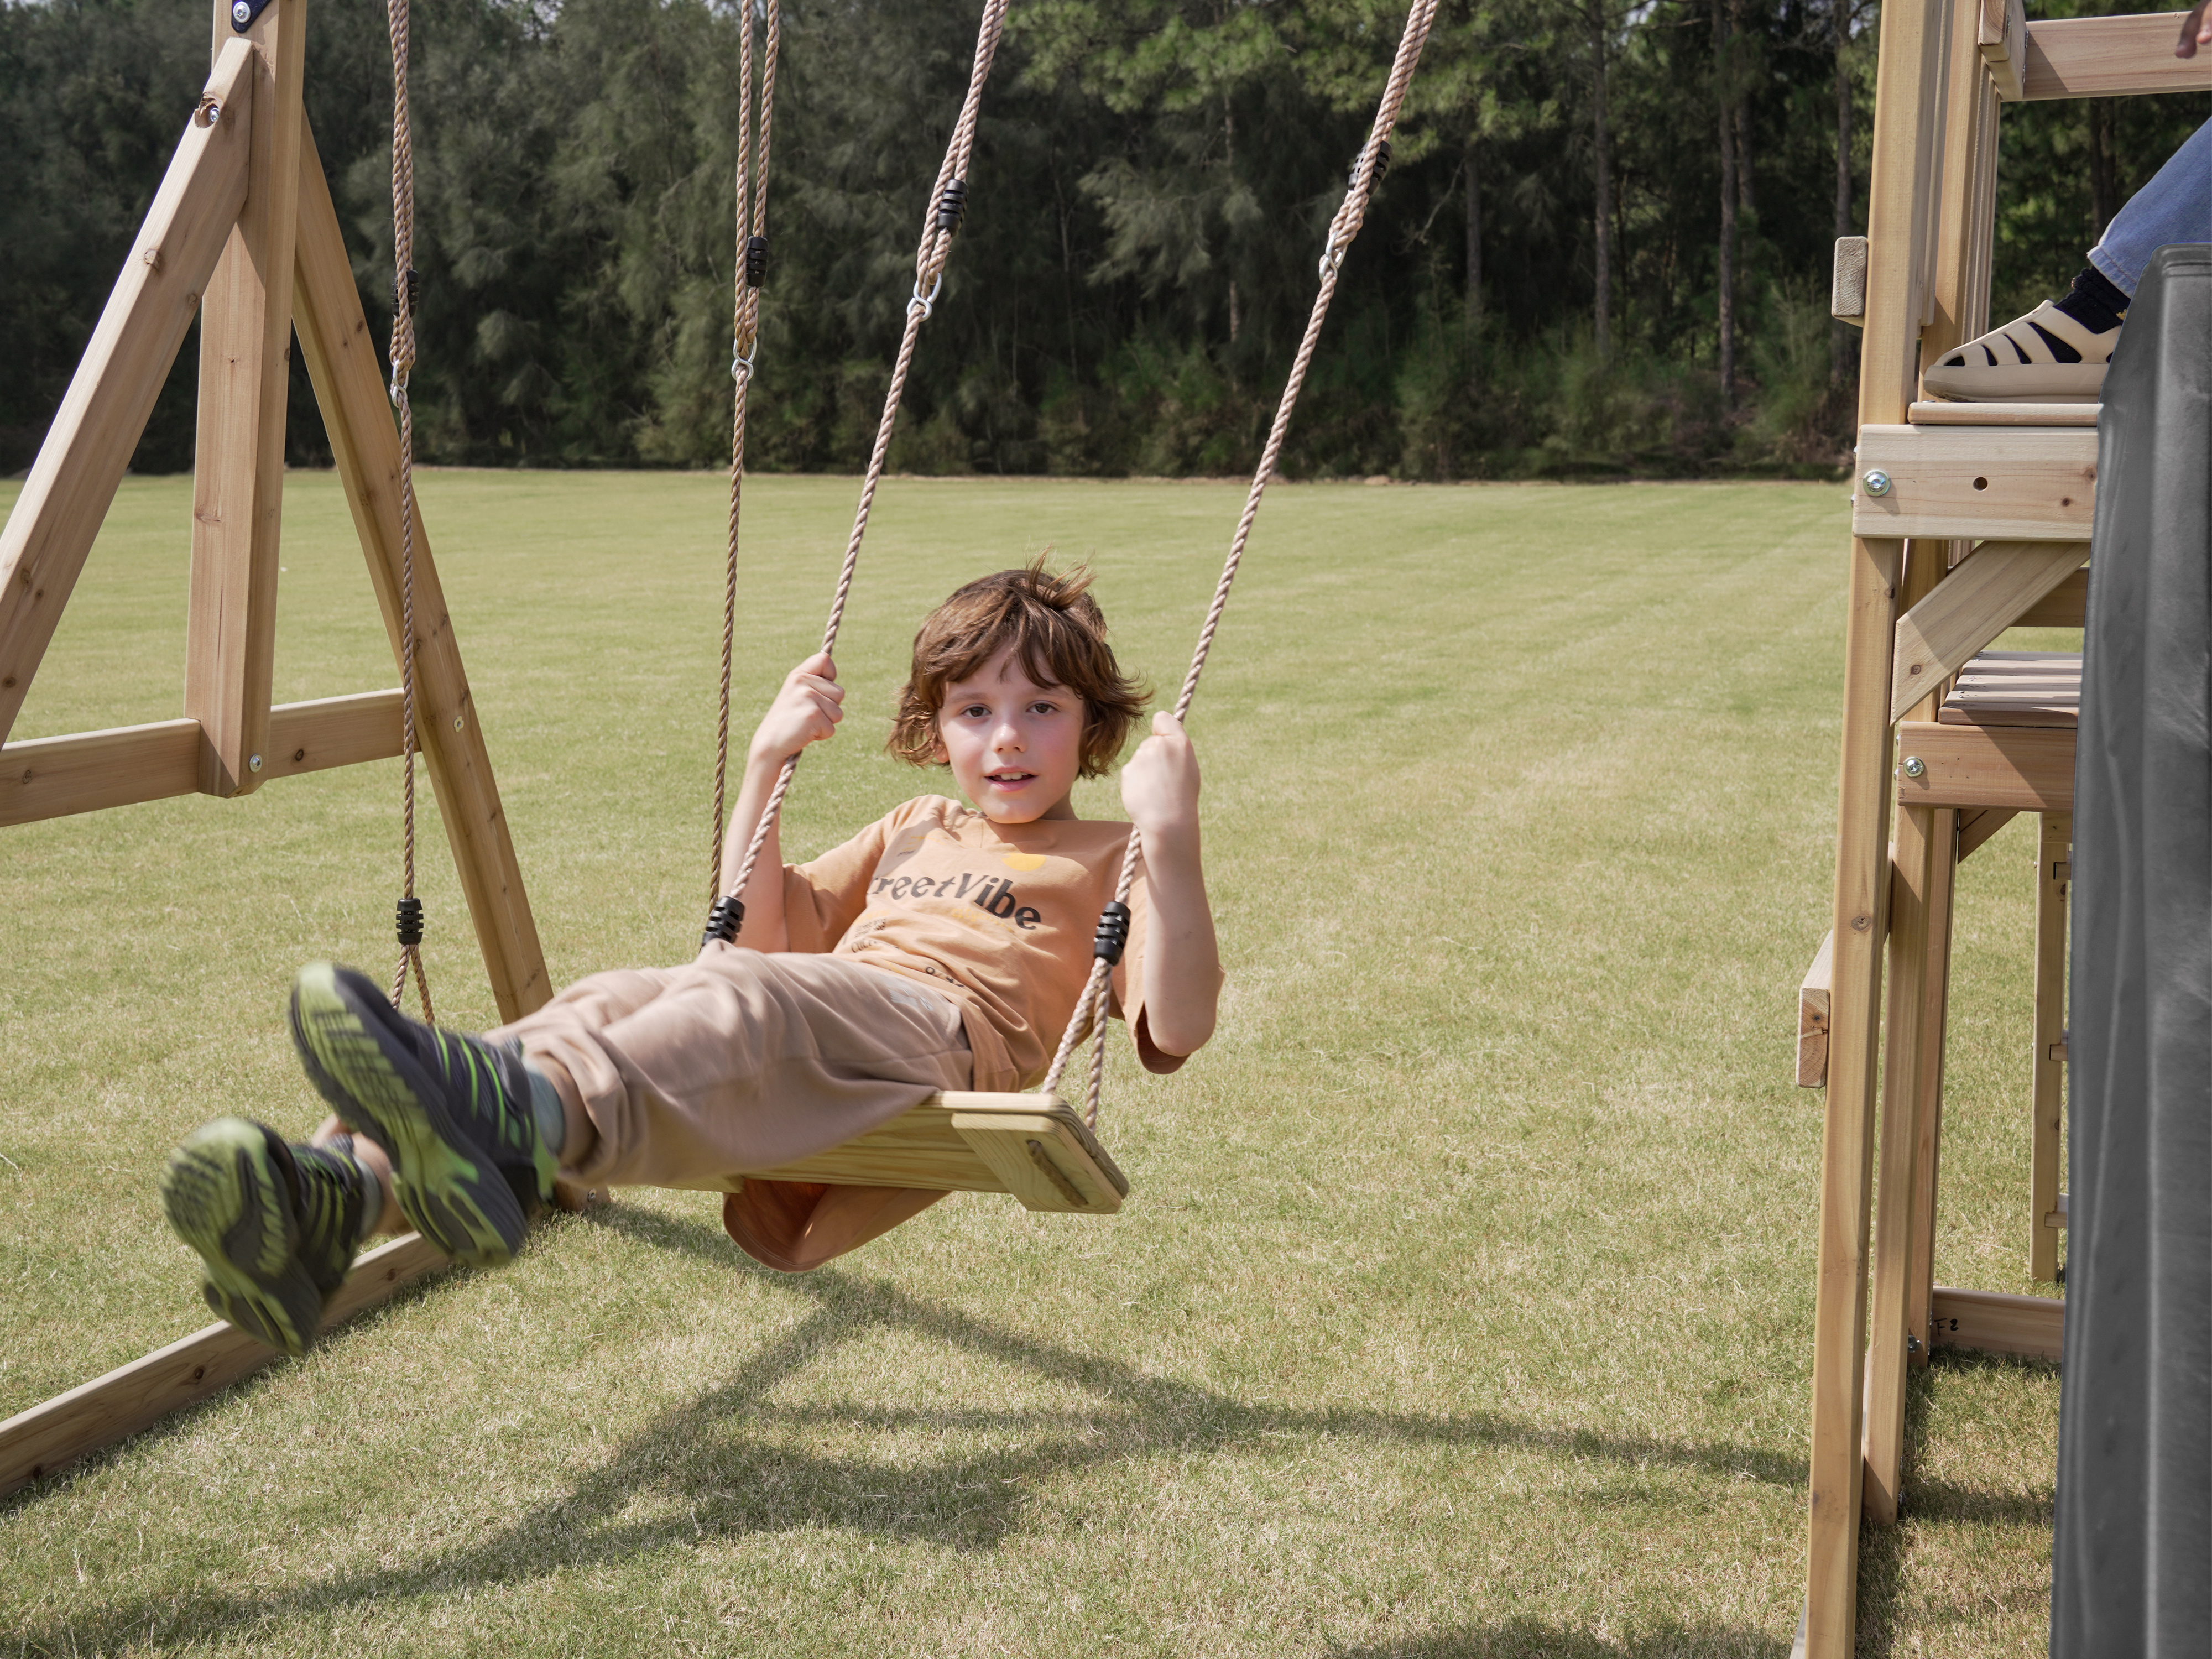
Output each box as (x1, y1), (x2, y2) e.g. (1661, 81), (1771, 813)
(2050, 243), (2212, 1656)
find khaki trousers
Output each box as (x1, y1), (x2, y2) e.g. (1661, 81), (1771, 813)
(490, 946), (973, 1268)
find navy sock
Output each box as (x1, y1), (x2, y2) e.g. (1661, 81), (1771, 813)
(2054, 267), (2128, 333)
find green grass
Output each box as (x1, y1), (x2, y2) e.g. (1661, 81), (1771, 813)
(0, 471), (2063, 1656)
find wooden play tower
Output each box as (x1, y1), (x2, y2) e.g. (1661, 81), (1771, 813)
(1797, 2), (2211, 1650)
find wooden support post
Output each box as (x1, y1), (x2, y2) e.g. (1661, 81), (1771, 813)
(0, 42), (255, 749)
(2030, 812), (2069, 1281)
(1901, 810), (1959, 1373)
(1803, 0), (1949, 1644)
(185, 0), (309, 799)
(290, 123), (550, 1021)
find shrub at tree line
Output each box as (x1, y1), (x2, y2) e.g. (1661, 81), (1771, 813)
(3, 0), (2206, 481)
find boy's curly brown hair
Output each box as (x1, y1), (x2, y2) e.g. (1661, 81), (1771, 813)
(888, 560), (1148, 779)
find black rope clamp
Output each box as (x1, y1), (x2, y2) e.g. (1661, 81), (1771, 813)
(393, 267), (422, 313)
(702, 894), (745, 948)
(745, 235), (768, 288)
(1351, 139), (1391, 191)
(1092, 900), (1131, 965)
(395, 896), (425, 948)
(935, 178), (967, 237)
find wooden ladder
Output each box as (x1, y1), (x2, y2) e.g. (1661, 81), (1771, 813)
(1794, 5), (2212, 1653)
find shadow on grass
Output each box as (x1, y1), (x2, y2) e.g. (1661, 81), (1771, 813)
(15, 1203), (1815, 1651)
(1327, 1621), (1789, 1657)
(1853, 1347), (2059, 1657)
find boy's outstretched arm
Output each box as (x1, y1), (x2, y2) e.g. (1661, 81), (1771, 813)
(717, 652), (844, 953)
(1120, 712), (1221, 1057)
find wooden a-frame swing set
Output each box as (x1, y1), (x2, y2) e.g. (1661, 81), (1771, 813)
(0, 0), (1439, 1496)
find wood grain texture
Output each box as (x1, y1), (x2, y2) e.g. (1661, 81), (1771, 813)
(1954, 806), (2017, 860)
(2016, 567), (2088, 627)
(1863, 801), (1944, 1524)
(1928, 1286), (2064, 1359)
(2030, 813), (2069, 1282)
(185, 0), (308, 799)
(2020, 10), (2212, 100)
(290, 124), (550, 1022)
(1798, 930), (1834, 1089)
(0, 1233), (448, 1498)
(743, 1092), (1130, 1207)
(0, 692), (403, 827)
(1975, 0), (2028, 97)
(1934, 649), (2081, 727)
(0, 41), (254, 749)
(1907, 400), (2098, 425)
(1804, 0), (1947, 1637)
(1900, 807), (1960, 1373)
(1889, 541), (2090, 722)
(951, 1113), (1125, 1214)
(1896, 718), (2075, 811)
(1853, 424), (2098, 541)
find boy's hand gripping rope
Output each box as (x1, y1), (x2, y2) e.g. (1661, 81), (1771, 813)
(387, 0), (433, 1023)
(705, 0), (1005, 949)
(1039, 0), (1440, 1129)
(708, 0), (784, 925)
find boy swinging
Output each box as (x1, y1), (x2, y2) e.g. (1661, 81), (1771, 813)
(159, 565), (1222, 1358)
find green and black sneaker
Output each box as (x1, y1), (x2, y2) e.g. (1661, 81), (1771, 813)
(286, 962), (556, 1269)
(159, 1118), (371, 1358)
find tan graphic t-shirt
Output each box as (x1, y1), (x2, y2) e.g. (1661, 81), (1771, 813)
(779, 796), (1197, 1091)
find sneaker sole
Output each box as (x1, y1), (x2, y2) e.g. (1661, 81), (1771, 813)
(160, 1118), (325, 1359)
(288, 963), (526, 1269)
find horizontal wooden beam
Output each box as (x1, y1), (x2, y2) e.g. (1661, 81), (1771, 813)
(0, 1233), (447, 1498)
(2019, 11), (2212, 100)
(1907, 401), (2097, 427)
(1854, 425), (2097, 542)
(1798, 931), (1834, 1089)
(1890, 541), (2090, 723)
(0, 690), (404, 827)
(1929, 1286), (2063, 1361)
(1897, 720), (2074, 812)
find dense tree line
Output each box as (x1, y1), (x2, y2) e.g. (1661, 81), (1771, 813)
(4, 0), (2208, 479)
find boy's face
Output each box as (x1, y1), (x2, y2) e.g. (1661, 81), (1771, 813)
(933, 643), (1083, 823)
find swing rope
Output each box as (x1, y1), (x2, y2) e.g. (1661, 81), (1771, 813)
(386, 0), (433, 1023)
(704, 0), (1008, 947)
(1038, 0), (1441, 1127)
(709, 0), (784, 910)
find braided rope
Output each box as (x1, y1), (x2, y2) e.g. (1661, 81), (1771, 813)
(386, 0), (432, 1023)
(711, 0), (783, 908)
(1040, 0), (1441, 1125)
(714, 0), (1008, 917)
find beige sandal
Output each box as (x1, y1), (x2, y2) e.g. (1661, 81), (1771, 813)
(1921, 300), (2119, 402)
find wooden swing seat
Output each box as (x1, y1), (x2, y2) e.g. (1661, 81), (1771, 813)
(742, 1092), (1129, 1214)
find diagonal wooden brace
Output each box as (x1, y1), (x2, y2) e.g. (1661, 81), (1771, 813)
(1888, 539), (2090, 723)
(0, 40), (255, 749)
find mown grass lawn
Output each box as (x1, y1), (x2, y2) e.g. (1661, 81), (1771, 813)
(1, 470), (2063, 1655)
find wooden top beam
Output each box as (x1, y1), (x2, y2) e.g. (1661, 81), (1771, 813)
(2019, 11), (2212, 99)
